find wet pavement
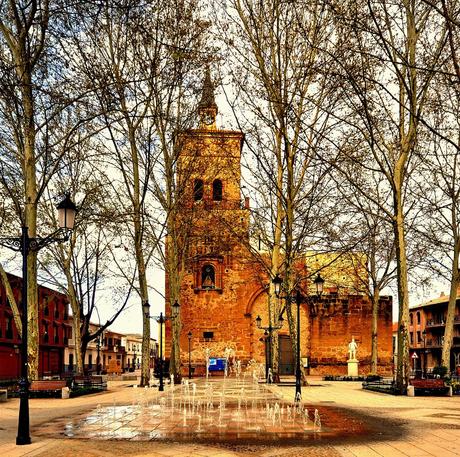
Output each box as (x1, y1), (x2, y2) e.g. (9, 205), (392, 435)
(37, 378), (368, 444)
(2, 376), (460, 456)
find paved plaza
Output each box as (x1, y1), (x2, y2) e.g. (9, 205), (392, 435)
(0, 376), (459, 456)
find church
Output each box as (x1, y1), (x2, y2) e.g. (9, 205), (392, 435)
(165, 71), (393, 377)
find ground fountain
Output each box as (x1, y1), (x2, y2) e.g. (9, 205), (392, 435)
(57, 350), (336, 444)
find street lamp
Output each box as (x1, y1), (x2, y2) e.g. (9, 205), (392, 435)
(0, 193), (76, 446)
(255, 313), (284, 383)
(143, 300), (180, 391)
(273, 272), (324, 401)
(187, 331), (192, 379)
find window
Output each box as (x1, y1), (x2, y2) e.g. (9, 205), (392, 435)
(212, 179), (222, 201)
(417, 331), (421, 343)
(69, 354), (74, 370)
(201, 264), (215, 289)
(54, 324), (59, 344)
(410, 333), (414, 344)
(203, 331), (214, 340)
(194, 179), (204, 201)
(410, 313), (413, 325)
(43, 323), (49, 343)
(54, 307), (59, 319)
(44, 305), (49, 316)
(416, 312), (421, 325)
(6, 316), (13, 339)
(88, 354), (93, 369)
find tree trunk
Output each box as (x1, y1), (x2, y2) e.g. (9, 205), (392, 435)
(441, 240), (460, 370)
(63, 257), (84, 375)
(370, 287), (380, 375)
(394, 188), (410, 393)
(24, 101), (39, 381)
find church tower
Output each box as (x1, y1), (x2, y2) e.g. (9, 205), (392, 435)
(167, 70), (393, 378)
(172, 69), (263, 374)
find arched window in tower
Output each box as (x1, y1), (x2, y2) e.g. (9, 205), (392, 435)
(201, 264), (215, 289)
(194, 179), (204, 201)
(212, 179), (223, 201)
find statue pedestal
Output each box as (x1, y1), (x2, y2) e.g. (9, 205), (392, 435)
(347, 359), (359, 377)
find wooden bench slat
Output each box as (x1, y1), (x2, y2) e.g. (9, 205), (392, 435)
(410, 379), (446, 388)
(30, 380), (67, 391)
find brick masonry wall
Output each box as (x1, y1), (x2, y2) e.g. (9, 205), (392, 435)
(168, 121), (394, 379)
(309, 294), (393, 376)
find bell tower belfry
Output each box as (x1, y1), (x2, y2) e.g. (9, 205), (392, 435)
(171, 69), (260, 374)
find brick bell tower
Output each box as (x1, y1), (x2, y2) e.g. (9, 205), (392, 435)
(171, 69), (265, 375)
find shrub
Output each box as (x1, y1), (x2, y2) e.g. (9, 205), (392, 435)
(433, 365), (449, 379)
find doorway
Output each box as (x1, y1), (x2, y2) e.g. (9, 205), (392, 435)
(278, 335), (294, 375)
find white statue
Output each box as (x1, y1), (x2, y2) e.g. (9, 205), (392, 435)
(348, 337), (358, 360)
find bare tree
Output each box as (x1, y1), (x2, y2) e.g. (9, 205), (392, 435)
(328, 0), (447, 391)
(0, 1), (91, 378)
(69, 0), (208, 385)
(215, 0), (340, 380)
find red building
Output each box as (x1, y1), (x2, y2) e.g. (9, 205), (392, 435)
(0, 273), (70, 380)
(409, 291), (460, 375)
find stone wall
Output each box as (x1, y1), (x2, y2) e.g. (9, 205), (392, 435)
(309, 294), (393, 376)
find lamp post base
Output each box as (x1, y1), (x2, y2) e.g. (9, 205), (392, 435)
(16, 436), (31, 446)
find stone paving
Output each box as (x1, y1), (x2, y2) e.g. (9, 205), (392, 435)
(1, 377), (460, 456)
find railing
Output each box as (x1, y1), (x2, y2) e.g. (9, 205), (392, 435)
(426, 315), (460, 327)
(426, 338), (444, 347)
(426, 319), (445, 327)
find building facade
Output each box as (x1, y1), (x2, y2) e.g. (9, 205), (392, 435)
(64, 318), (104, 373)
(0, 273), (70, 379)
(167, 71), (393, 378)
(409, 292), (460, 375)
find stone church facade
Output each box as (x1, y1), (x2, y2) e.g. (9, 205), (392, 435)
(165, 71), (393, 377)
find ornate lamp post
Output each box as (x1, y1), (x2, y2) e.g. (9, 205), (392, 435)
(0, 194), (76, 446)
(272, 272), (324, 401)
(143, 300), (180, 391)
(255, 313), (284, 383)
(187, 331), (192, 379)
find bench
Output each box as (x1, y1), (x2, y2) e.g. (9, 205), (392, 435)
(73, 375), (107, 390)
(30, 380), (67, 398)
(408, 378), (452, 397)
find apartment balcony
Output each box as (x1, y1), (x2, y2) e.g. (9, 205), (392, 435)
(426, 338), (443, 347)
(107, 345), (126, 353)
(426, 320), (446, 328)
(426, 315), (460, 328)
(425, 337), (460, 348)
